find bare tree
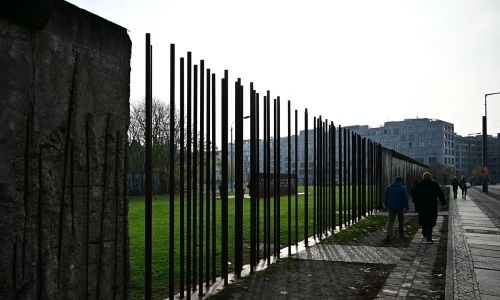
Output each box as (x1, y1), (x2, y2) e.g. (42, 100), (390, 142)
(128, 98), (182, 192)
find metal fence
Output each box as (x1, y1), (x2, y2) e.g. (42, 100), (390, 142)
(142, 34), (427, 299)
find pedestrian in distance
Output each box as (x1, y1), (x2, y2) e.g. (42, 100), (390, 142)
(413, 172), (447, 244)
(384, 176), (409, 242)
(451, 176), (459, 199)
(459, 176), (468, 199)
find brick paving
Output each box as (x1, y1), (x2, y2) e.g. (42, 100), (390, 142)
(375, 215), (447, 299)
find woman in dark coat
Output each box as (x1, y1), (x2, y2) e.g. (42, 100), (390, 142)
(413, 172), (447, 243)
(459, 176), (468, 199)
(451, 177), (459, 199)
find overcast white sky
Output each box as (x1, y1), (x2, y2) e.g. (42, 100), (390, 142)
(68, 0), (500, 137)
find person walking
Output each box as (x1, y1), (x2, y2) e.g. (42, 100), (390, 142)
(384, 176), (409, 242)
(451, 176), (459, 199)
(413, 172), (447, 243)
(459, 176), (468, 199)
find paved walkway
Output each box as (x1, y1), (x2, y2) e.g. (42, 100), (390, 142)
(375, 215), (447, 299)
(201, 185), (500, 299)
(375, 185), (500, 299)
(447, 186), (500, 299)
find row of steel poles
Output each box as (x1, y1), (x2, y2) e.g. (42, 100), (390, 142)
(144, 34), (427, 299)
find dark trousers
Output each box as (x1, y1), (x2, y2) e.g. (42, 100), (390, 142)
(419, 213), (437, 241)
(387, 209), (405, 237)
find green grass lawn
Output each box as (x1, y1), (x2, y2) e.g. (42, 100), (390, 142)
(128, 186), (381, 299)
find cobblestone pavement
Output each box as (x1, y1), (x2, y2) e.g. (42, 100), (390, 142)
(375, 215), (447, 299)
(204, 212), (448, 300)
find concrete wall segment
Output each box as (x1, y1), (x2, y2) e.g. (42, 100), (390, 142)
(0, 1), (131, 298)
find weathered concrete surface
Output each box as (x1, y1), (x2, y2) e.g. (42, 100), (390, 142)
(0, 1), (131, 299)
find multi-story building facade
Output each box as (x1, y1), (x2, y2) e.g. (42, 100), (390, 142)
(225, 118), (498, 186)
(454, 134), (482, 179)
(347, 118), (455, 168)
(454, 133), (499, 183)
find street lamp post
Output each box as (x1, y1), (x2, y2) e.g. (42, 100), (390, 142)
(483, 92), (500, 192)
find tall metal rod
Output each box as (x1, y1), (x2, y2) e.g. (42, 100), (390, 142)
(377, 144), (383, 209)
(186, 52), (192, 298)
(211, 73), (217, 283)
(370, 141), (375, 214)
(276, 97), (281, 258)
(144, 33), (152, 300)
(338, 125), (343, 229)
(323, 120), (328, 233)
(273, 97), (281, 258)
(168, 43), (176, 300)
(324, 120), (328, 233)
(220, 70), (228, 285)
(313, 117), (317, 239)
(347, 129), (351, 224)
(322, 121), (326, 233)
(294, 109), (298, 246)
(234, 79), (244, 276)
(263, 95), (268, 262)
(366, 140), (370, 215)
(205, 68), (211, 287)
(352, 131), (357, 222)
(318, 118), (323, 236)
(324, 120), (328, 234)
(255, 93), (260, 262)
(371, 140), (374, 214)
(331, 122), (336, 232)
(198, 59), (204, 295)
(304, 109), (309, 246)
(179, 56), (185, 298)
(322, 120), (326, 234)
(287, 100), (291, 255)
(273, 98), (278, 257)
(249, 83), (256, 272)
(192, 64), (198, 290)
(357, 134), (362, 220)
(265, 91), (271, 264)
(361, 138), (366, 217)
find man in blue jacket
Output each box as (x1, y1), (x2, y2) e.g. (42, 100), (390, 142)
(384, 176), (409, 242)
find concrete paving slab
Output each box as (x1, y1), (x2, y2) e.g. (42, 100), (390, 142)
(473, 256), (500, 271)
(468, 238), (500, 247)
(470, 242), (500, 250)
(462, 223), (497, 229)
(464, 227), (500, 234)
(465, 233), (500, 241)
(470, 247), (500, 258)
(475, 269), (500, 296)
(480, 294), (500, 300)
(474, 261), (500, 271)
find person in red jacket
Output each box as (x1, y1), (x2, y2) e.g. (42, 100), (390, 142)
(413, 172), (447, 243)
